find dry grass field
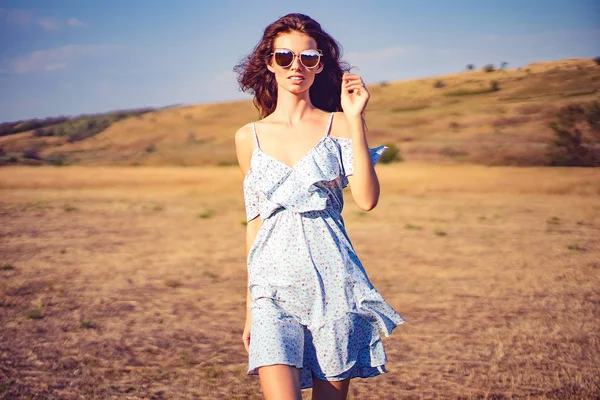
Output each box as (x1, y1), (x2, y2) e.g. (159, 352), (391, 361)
(1, 164), (599, 399)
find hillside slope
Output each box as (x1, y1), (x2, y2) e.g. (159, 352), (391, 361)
(1, 58), (599, 166)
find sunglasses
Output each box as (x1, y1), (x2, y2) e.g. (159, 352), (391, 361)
(271, 48), (323, 69)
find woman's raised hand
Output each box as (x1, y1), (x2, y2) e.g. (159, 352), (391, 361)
(341, 72), (370, 118)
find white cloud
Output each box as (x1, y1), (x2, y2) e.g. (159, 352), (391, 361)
(38, 17), (61, 31)
(1, 44), (126, 74)
(1, 9), (86, 30)
(67, 17), (86, 27)
(0, 8), (33, 26)
(44, 63), (68, 71)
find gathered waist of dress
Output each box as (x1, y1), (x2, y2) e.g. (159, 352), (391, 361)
(263, 205), (343, 222)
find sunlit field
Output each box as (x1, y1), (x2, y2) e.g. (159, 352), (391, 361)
(1, 164), (599, 399)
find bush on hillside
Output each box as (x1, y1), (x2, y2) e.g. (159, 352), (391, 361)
(45, 152), (69, 166)
(466, 64), (475, 71)
(0, 117), (69, 137)
(593, 57), (600, 66)
(547, 101), (600, 166)
(482, 64), (495, 73)
(380, 143), (402, 164)
(0, 108), (154, 138)
(33, 128), (55, 137)
(145, 144), (157, 153)
(53, 118), (111, 143)
(23, 147), (41, 160)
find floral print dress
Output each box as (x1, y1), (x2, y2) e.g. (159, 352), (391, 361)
(244, 112), (404, 389)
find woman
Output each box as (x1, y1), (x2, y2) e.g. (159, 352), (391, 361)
(234, 13), (404, 400)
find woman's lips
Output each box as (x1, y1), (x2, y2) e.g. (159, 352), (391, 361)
(288, 75), (305, 84)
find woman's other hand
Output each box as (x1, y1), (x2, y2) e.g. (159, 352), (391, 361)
(242, 319), (251, 352)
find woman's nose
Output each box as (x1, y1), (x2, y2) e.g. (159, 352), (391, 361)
(290, 54), (303, 70)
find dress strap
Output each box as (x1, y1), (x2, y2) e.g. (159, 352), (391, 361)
(324, 112), (335, 137)
(251, 122), (260, 149)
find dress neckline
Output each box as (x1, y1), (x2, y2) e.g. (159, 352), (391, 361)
(255, 135), (328, 171)
(251, 112), (335, 170)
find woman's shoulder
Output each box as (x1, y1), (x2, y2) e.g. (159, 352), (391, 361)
(234, 122), (255, 147)
(234, 122), (257, 173)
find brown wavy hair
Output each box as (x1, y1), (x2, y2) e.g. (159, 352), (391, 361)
(234, 13), (351, 119)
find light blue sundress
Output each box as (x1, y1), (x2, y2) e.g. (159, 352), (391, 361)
(244, 112), (405, 389)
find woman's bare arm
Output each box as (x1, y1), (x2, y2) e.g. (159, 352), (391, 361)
(338, 73), (381, 211)
(331, 113), (381, 211)
(234, 124), (263, 351)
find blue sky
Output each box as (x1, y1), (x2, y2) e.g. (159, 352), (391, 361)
(0, 0), (599, 122)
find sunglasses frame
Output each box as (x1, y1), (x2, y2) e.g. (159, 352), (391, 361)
(270, 48), (323, 69)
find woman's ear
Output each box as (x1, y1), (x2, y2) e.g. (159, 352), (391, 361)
(267, 61), (275, 73)
(315, 62), (324, 74)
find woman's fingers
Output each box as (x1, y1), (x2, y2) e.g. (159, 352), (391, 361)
(344, 82), (365, 90)
(343, 75), (366, 91)
(242, 330), (251, 353)
(344, 83), (367, 95)
(343, 73), (364, 83)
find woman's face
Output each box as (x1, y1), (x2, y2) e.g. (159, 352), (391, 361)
(267, 31), (323, 95)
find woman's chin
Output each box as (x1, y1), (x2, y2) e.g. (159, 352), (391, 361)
(283, 83), (310, 95)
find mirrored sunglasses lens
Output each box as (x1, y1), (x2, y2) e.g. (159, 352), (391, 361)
(274, 51), (294, 67)
(301, 51), (320, 68)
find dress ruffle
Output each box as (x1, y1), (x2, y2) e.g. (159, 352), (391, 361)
(336, 136), (388, 188)
(247, 276), (405, 389)
(243, 136), (389, 221)
(302, 287), (404, 386)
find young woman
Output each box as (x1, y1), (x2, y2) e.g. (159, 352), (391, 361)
(234, 13), (404, 400)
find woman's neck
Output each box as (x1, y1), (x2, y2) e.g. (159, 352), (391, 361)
(271, 88), (318, 125)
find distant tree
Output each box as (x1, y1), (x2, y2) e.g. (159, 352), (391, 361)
(483, 64), (495, 73)
(466, 64), (475, 71)
(500, 61), (508, 70)
(593, 56), (600, 66)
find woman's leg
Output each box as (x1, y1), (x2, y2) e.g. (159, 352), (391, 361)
(258, 364), (302, 400)
(311, 375), (350, 400)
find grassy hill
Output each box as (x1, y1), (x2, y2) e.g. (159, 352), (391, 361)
(1, 57), (599, 167)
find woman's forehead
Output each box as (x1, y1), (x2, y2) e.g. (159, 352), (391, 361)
(274, 31), (317, 49)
